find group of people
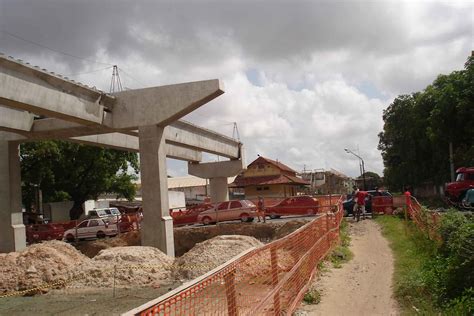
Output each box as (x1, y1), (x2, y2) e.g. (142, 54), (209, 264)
(350, 185), (413, 220)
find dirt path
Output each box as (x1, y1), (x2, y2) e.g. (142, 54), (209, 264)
(300, 219), (399, 316)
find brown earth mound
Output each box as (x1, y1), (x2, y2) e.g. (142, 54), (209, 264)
(0, 241), (90, 294)
(173, 235), (263, 280)
(75, 231), (141, 258)
(70, 246), (173, 289)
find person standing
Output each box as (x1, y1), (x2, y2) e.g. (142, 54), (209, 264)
(351, 186), (360, 217)
(354, 190), (369, 219)
(404, 187), (412, 209)
(257, 196), (266, 223)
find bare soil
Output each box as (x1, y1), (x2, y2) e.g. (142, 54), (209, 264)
(299, 219), (399, 316)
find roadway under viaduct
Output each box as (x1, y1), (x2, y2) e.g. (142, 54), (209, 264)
(0, 54), (245, 256)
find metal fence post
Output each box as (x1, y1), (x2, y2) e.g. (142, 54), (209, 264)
(224, 269), (237, 316)
(270, 246), (281, 315)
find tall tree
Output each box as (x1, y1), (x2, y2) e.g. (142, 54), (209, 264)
(21, 141), (139, 220)
(379, 54), (474, 191)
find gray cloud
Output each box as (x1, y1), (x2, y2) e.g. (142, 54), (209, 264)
(1, 0), (472, 177)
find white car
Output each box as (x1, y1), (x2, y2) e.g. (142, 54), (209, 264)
(64, 218), (118, 242)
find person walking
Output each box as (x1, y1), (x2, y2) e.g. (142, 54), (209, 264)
(257, 196), (266, 223)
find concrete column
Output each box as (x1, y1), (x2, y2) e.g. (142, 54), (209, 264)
(209, 177), (229, 203)
(138, 125), (175, 257)
(0, 141), (26, 253)
(188, 159), (245, 203)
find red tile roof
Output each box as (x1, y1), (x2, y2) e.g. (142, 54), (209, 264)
(249, 156), (297, 174)
(230, 174), (310, 188)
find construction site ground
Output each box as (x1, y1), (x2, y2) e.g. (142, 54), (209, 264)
(0, 216), (313, 315)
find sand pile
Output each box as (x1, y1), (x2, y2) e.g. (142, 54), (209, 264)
(71, 246), (173, 288)
(173, 235), (263, 280)
(0, 241), (90, 294)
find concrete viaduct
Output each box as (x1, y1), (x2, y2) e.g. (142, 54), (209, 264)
(0, 54), (245, 256)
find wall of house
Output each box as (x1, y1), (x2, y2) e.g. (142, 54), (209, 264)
(244, 163), (281, 177)
(245, 184), (297, 199)
(170, 186), (208, 203)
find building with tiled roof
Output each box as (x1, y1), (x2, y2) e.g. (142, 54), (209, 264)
(231, 156), (310, 199)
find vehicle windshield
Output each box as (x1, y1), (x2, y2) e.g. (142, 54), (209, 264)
(456, 173), (465, 182)
(109, 208), (121, 215)
(96, 210), (108, 217)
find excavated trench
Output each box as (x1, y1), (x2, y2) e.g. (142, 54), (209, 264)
(74, 218), (311, 258)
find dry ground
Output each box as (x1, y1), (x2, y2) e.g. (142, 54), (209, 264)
(300, 219), (399, 316)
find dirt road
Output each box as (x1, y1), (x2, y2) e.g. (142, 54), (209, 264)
(300, 219), (399, 316)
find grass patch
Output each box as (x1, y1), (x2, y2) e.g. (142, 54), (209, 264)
(303, 287), (321, 304)
(329, 218), (353, 268)
(375, 216), (439, 314)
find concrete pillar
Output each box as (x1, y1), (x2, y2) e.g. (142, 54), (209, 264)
(188, 159), (245, 203)
(0, 141), (26, 253)
(209, 177), (229, 203)
(138, 125), (175, 257)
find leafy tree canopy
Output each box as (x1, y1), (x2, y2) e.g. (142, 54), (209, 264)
(21, 141), (139, 219)
(379, 54), (474, 191)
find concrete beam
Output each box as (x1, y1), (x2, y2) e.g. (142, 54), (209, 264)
(0, 106), (34, 131)
(71, 133), (202, 162)
(6, 117), (241, 159)
(111, 79), (224, 129)
(166, 120), (241, 159)
(0, 57), (112, 125)
(188, 159), (245, 178)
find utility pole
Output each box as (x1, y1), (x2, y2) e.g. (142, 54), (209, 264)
(344, 148), (366, 190)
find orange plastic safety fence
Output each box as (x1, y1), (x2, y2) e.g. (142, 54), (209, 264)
(406, 197), (441, 240)
(133, 198), (344, 316)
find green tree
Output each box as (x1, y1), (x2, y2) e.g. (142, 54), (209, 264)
(21, 141), (139, 220)
(379, 54), (474, 191)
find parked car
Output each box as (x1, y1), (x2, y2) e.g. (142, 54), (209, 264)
(197, 200), (257, 225)
(343, 190), (393, 216)
(26, 224), (64, 244)
(265, 195), (320, 219)
(87, 207), (121, 223)
(63, 218), (118, 242)
(170, 203), (213, 226)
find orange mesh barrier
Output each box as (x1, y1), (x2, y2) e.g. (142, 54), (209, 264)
(126, 198), (344, 316)
(406, 197), (441, 240)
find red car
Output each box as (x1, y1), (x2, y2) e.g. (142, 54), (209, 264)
(170, 203), (213, 226)
(26, 224), (65, 244)
(265, 195), (320, 219)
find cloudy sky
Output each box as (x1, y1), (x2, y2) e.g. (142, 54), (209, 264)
(1, 0), (472, 178)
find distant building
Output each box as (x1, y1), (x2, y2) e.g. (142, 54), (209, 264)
(230, 156), (310, 199)
(167, 176), (237, 205)
(300, 168), (354, 195)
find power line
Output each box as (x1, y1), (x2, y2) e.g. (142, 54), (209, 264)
(117, 67), (147, 88)
(65, 66), (113, 77)
(1, 30), (113, 66)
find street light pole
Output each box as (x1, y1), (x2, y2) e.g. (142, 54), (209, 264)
(344, 148), (367, 190)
